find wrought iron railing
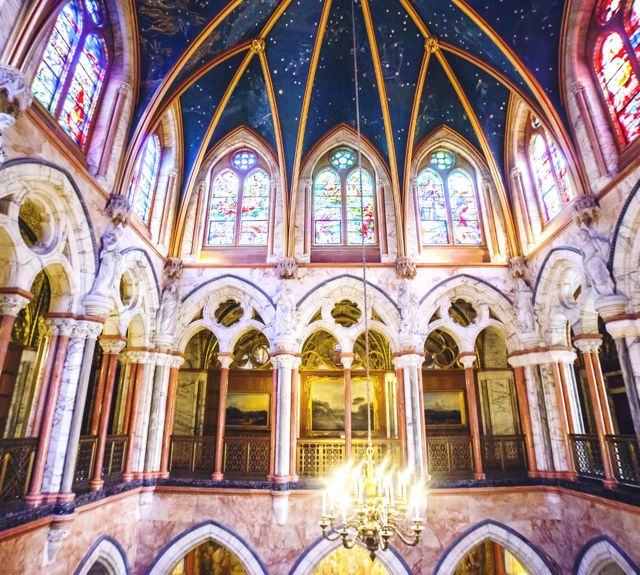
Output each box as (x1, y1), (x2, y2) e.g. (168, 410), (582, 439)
(102, 435), (127, 480)
(73, 436), (98, 488)
(481, 435), (527, 473)
(426, 436), (473, 477)
(224, 437), (270, 476)
(606, 435), (640, 486)
(0, 437), (37, 503)
(569, 434), (605, 479)
(297, 439), (401, 478)
(169, 435), (216, 474)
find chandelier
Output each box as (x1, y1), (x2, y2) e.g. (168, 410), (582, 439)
(318, 0), (426, 560)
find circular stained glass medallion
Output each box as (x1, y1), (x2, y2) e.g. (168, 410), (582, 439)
(430, 149), (455, 170)
(232, 149), (257, 171)
(330, 147), (357, 170)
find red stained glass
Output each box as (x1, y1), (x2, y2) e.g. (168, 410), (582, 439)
(596, 32), (640, 144)
(629, 0), (640, 59)
(597, 0), (622, 23)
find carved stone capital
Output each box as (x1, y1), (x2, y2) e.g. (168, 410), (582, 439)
(458, 353), (477, 369)
(99, 337), (127, 355)
(165, 257), (183, 280)
(392, 353), (423, 370)
(0, 65), (32, 116)
(573, 193), (601, 228)
(271, 353), (297, 370)
(395, 256), (417, 280)
(277, 256), (298, 279)
(572, 336), (602, 354)
(0, 293), (31, 317)
(508, 256), (529, 282)
(73, 320), (103, 341)
(104, 193), (131, 227)
(571, 80), (585, 95)
(45, 317), (77, 338)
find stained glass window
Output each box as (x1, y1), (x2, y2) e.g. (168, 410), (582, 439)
(527, 117), (576, 222)
(593, 4), (640, 146)
(205, 149), (270, 247)
(346, 169), (375, 245)
(32, 1), (82, 110)
(416, 169), (448, 245)
(330, 147), (357, 170)
(31, 0), (109, 148)
(313, 169), (342, 245)
(416, 150), (483, 247)
(131, 135), (161, 225)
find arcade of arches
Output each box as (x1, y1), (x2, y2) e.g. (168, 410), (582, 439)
(1, 0), (640, 573)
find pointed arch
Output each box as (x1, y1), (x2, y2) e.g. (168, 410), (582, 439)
(74, 535), (129, 575)
(146, 520), (267, 575)
(574, 535), (639, 575)
(433, 519), (557, 575)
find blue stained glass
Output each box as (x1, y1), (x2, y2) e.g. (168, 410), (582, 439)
(32, 1), (82, 110)
(448, 170), (482, 245)
(207, 170), (239, 246)
(330, 148), (357, 170)
(314, 169), (342, 245)
(84, 0), (104, 25)
(132, 135), (161, 225)
(59, 34), (107, 147)
(346, 169), (375, 245)
(417, 169), (449, 245)
(430, 150), (456, 170)
(239, 168), (269, 245)
(232, 149), (257, 171)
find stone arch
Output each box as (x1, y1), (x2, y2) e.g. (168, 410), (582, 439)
(433, 520), (557, 575)
(294, 123), (399, 263)
(177, 125), (285, 261)
(611, 178), (640, 308)
(410, 125), (511, 261)
(74, 535), (129, 575)
(0, 161), (97, 310)
(146, 520), (267, 575)
(574, 536), (639, 575)
(289, 537), (412, 575)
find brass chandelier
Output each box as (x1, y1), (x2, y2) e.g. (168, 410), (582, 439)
(318, 0), (426, 560)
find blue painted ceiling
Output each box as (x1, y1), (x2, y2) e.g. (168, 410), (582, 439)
(131, 0), (569, 197)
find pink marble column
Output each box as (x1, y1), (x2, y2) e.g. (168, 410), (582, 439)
(159, 356), (184, 479)
(395, 367), (408, 466)
(25, 317), (74, 507)
(341, 354), (354, 462)
(289, 358), (301, 481)
(212, 353), (232, 481)
(550, 360), (578, 480)
(460, 353), (485, 481)
(90, 337), (126, 491)
(513, 365), (538, 476)
(122, 354), (145, 482)
(0, 290), (32, 376)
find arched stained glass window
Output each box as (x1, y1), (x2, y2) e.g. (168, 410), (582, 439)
(416, 150), (483, 246)
(205, 149), (270, 247)
(313, 168), (342, 245)
(31, 0), (109, 148)
(593, 2), (640, 146)
(130, 135), (161, 225)
(526, 116), (576, 222)
(346, 168), (375, 245)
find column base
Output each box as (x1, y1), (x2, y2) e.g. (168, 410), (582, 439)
(473, 473), (486, 481)
(157, 472), (170, 479)
(603, 478), (618, 490)
(122, 472), (135, 482)
(23, 493), (44, 508)
(41, 492), (59, 504)
(211, 472), (224, 481)
(272, 475), (292, 485)
(89, 479), (104, 491)
(57, 492), (76, 504)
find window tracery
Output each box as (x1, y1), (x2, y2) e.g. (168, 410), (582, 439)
(204, 149), (270, 247)
(526, 116), (575, 222)
(312, 148), (377, 247)
(129, 134), (161, 225)
(593, 0), (640, 146)
(416, 149), (483, 246)
(31, 0), (109, 148)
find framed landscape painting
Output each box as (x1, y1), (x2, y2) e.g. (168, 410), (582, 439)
(424, 390), (467, 429)
(225, 392), (270, 429)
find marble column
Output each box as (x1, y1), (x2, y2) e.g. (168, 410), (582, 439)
(159, 355), (184, 479)
(128, 351), (157, 478)
(271, 352), (296, 484)
(615, 336), (640, 446)
(25, 317), (75, 507)
(89, 337), (126, 491)
(119, 350), (149, 482)
(394, 366), (408, 466)
(289, 357), (301, 480)
(341, 354), (353, 461)
(549, 359), (578, 479)
(58, 321), (104, 501)
(393, 352), (426, 475)
(43, 320), (103, 500)
(512, 366), (538, 476)
(573, 338), (617, 489)
(460, 353), (485, 480)
(144, 353), (174, 478)
(212, 353), (232, 481)
(0, 290), (31, 375)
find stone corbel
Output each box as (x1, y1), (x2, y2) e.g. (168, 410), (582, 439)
(395, 256), (417, 279)
(277, 256), (298, 279)
(43, 514), (76, 565)
(103, 193), (132, 228)
(0, 65), (33, 166)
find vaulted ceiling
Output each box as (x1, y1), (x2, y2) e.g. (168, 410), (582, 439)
(128, 0), (568, 199)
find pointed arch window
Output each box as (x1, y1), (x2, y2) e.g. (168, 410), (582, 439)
(592, 0), (640, 146)
(204, 149), (270, 247)
(416, 150), (483, 246)
(525, 116), (576, 222)
(31, 0), (109, 148)
(312, 148), (377, 247)
(130, 134), (161, 225)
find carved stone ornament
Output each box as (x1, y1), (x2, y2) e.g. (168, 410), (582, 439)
(103, 193), (131, 227)
(273, 280), (296, 340)
(45, 520), (72, 565)
(0, 65), (32, 166)
(573, 193), (601, 229)
(577, 226), (616, 297)
(508, 256), (528, 281)
(395, 256), (417, 280)
(165, 257), (184, 280)
(277, 256), (298, 279)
